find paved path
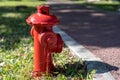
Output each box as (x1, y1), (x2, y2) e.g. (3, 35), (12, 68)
(47, 0), (120, 80)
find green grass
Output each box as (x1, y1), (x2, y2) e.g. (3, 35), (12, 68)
(0, 1), (95, 80)
(84, 1), (120, 11)
(0, 1), (43, 80)
(77, 0), (120, 11)
(52, 49), (96, 80)
(0, 1), (45, 7)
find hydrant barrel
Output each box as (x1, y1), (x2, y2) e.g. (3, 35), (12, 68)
(26, 5), (63, 78)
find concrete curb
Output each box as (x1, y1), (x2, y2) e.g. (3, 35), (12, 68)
(53, 26), (115, 80)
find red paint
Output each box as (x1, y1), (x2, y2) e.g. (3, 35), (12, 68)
(26, 5), (63, 77)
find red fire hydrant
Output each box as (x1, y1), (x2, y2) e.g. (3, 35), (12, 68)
(26, 5), (63, 77)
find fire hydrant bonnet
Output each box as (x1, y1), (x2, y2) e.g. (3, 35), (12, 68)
(26, 5), (59, 26)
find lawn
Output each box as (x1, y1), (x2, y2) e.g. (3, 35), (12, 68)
(0, 1), (45, 7)
(77, 0), (120, 11)
(0, 1), (95, 80)
(0, 1), (44, 79)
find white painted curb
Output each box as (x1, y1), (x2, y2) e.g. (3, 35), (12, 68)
(53, 26), (115, 80)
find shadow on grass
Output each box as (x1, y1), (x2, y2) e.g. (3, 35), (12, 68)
(53, 60), (119, 77)
(53, 61), (87, 78)
(0, 6), (36, 50)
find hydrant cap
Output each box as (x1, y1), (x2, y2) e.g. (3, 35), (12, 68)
(26, 5), (59, 26)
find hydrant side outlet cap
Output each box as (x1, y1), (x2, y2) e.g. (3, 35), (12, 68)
(26, 5), (59, 26)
